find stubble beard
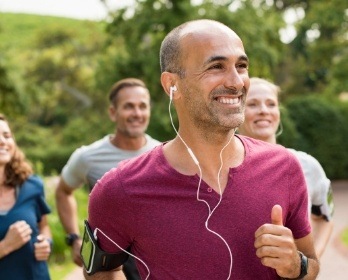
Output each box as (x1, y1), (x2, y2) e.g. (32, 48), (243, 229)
(188, 91), (247, 133)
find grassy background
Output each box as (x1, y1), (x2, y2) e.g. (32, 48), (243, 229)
(342, 228), (348, 247)
(44, 176), (89, 279)
(0, 13), (104, 53)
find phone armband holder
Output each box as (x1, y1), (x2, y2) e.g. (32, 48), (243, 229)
(80, 220), (129, 275)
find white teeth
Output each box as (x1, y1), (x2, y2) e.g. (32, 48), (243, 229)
(218, 97), (239, 104)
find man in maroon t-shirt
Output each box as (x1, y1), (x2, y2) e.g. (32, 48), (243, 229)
(84, 19), (319, 280)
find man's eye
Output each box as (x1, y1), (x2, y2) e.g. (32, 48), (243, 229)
(237, 63), (248, 70)
(209, 64), (223, 70)
(124, 104), (133, 109)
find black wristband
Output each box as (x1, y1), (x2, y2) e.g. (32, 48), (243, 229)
(294, 251), (308, 279)
(281, 251), (308, 280)
(65, 233), (80, 247)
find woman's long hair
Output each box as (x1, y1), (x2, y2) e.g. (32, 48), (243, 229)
(0, 114), (33, 187)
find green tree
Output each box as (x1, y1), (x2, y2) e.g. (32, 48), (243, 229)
(22, 24), (105, 126)
(274, 0), (348, 96)
(0, 60), (27, 117)
(286, 95), (348, 179)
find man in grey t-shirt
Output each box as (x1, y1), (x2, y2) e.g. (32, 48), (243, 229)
(55, 78), (160, 280)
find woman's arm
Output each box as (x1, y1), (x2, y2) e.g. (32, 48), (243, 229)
(311, 215), (334, 258)
(0, 220), (32, 259)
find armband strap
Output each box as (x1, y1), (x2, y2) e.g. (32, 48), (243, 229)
(80, 220), (130, 276)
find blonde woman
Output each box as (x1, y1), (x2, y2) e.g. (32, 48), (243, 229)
(238, 77), (334, 258)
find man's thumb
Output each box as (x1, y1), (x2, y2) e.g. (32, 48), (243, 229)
(271, 204), (283, 226)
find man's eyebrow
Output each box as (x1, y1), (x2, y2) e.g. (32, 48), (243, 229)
(204, 55), (228, 66)
(203, 54), (249, 66)
(239, 55), (249, 63)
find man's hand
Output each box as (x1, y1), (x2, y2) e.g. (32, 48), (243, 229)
(254, 205), (301, 278)
(72, 238), (83, 266)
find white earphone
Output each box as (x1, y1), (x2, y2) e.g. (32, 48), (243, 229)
(169, 85), (177, 100)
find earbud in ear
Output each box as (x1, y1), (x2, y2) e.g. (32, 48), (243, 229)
(169, 85), (177, 100)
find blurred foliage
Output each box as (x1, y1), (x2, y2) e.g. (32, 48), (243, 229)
(342, 227), (348, 247)
(276, 106), (301, 148)
(0, 60), (25, 117)
(43, 177), (89, 278)
(0, 0), (347, 179)
(286, 96), (348, 179)
(274, 0), (348, 96)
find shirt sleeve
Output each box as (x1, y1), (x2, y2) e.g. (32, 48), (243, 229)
(287, 155), (312, 239)
(33, 176), (51, 222)
(61, 146), (88, 188)
(88, 168), (133, 254)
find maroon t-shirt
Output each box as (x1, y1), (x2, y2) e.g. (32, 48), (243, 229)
(89, 135), (310, 279)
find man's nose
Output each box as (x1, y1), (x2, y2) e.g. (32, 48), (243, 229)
(132, 107), (143, 116)
(225, 69), (245, 91)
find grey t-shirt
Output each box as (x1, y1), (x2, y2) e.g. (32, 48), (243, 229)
(62, 134), (160, 190)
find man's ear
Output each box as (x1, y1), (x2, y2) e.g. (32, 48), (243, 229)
(161, 72), (179, 100)
(108, 105), (117, 122)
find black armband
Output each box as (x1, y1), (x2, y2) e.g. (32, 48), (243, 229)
(80, 220), (129, 275)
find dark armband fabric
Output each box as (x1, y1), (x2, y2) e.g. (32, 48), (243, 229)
(80, 220), (130, 275)
(311, 184), (335, 221)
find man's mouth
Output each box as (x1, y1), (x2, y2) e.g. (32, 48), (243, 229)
(215, 96), (240, 104)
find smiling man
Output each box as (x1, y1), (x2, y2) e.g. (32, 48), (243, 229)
(84, 20), (319, 280)
(55, 78), (160, 280)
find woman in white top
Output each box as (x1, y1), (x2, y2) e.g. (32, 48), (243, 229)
(238, 77), (334, 258)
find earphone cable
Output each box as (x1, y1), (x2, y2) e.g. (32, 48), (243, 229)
(94, 228), (151, 280)
(169, 96), (234, 279)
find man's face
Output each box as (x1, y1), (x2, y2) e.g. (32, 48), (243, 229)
(176, 24), (250, 133)
(110, 86), (151, 138)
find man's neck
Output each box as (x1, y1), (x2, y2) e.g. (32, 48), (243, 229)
(165, 128), (243, 169)
(110, 134), (147, 151)
(164, 133), (244, 192)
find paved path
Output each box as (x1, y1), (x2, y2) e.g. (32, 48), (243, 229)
(64, 181), (348, 280)
(317, 180), (348, 280)
(64, 267), (84, 280)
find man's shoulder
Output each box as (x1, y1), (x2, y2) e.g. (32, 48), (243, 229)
(71, 135), (110, 157)
(239, 135), (288, 153)
(118, 144), (162, 172)
(287, 148), (317, 163)
(96, 145), (162, 192)
(81, 135), (110, 151)
(238, 135), (298, 169)
(145, 134), (161, 148)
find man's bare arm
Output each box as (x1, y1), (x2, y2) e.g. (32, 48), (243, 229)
(55, 177), (82, 266)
